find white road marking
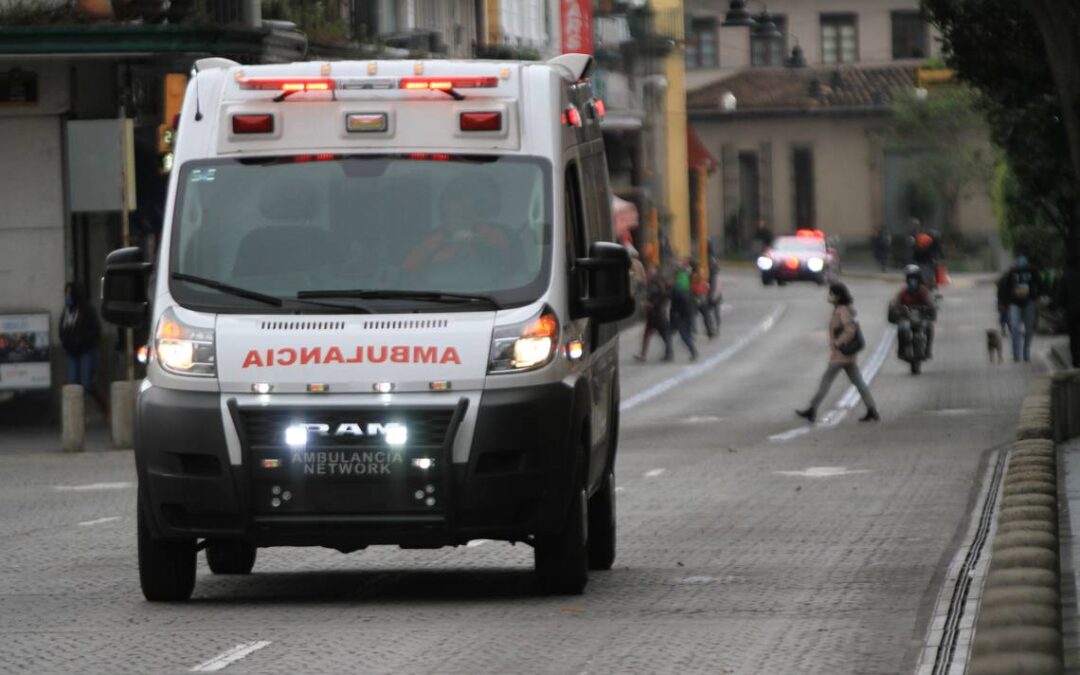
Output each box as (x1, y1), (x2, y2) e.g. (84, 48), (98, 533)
(621, 304), (787, 412)
(614, 486), (627, 493)
(78, 516), (121, 527)
(674, 575), (715, 585)
(191, 641), (272, 672)
(679, 415), (724, 424)
(644, 468), (666, 478)
(774, 466), (870, 478)
(769, 329), (895, 442)
(52, 482), (134, 492)
(466, 539), (489, 547)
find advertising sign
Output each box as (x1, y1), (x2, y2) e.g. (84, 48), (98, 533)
(0, 313), (51, 390)
(561, 0), (594, 55)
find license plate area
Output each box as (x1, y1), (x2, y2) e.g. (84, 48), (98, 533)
(234, 403), (463, 517)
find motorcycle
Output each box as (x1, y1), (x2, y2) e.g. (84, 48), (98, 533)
(890, 305), (932, 375)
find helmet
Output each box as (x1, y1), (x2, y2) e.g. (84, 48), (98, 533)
(904, 264), (922, 281)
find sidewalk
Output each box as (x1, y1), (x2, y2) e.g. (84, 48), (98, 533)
(0, 390), (112, 454)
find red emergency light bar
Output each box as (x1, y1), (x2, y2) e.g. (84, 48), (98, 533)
(238, 77), (335, 92)
(796, 229), (825, 239)
(399, 77), (498, 91)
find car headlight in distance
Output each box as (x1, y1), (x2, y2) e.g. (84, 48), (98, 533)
(757, 256), (774, 271)
(807, 257), (825, 273)
(488, 307), (559, 373)
(155, 307), (216, 376)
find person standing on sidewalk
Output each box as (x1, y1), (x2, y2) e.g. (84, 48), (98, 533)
(1001, 255), (1042, 362)
(1056, 253), (1080, 367)
(635, 266), (673, 362)
(796, 282), (879, 423)
(60, 281), (106, 414)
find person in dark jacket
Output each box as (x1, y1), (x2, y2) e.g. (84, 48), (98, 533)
(60, 282), (103, 407)
(635, 266), (673, 362)
(668, 263), (699, 361)
(1058, 253), (1080, 367)
(1001, 255), (1041, 362)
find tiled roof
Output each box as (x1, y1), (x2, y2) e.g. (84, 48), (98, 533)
(687, 64), (919, 114)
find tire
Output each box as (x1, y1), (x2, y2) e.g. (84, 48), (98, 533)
(138, 503), (196, 602)
(206, 540), (257, 575)
(910, 359), (921, 375)
(587, 471), (616, 570)
(535, 462), (588, 595)
(761, 274), (773, 286)
(815, 275), (827, 286)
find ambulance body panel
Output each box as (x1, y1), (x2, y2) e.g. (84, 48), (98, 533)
(102, 54), (631, 599)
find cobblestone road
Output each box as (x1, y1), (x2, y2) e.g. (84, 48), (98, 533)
(0, 273), (1040, 674)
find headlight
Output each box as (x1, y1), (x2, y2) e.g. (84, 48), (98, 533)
(756, 256), (774, 271)
(488, 307), (559, 373)
(155, 307), (216, 376)
(807, 257), (825, 272)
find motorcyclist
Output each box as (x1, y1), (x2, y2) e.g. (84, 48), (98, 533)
(889, 264), (937, 359)
(908, 219), (940, 293)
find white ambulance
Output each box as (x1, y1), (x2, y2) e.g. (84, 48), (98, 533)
(101, 54), (633, 601)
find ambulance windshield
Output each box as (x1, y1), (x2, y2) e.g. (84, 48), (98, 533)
(170, 155), (551, 312)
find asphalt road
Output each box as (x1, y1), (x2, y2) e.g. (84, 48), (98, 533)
(0, 271), (1044, 674)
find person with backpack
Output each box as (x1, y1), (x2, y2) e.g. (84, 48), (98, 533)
(796, 282), (879, 423)
(1001, 255), (1042, 362)
(634, 266), (673, 362)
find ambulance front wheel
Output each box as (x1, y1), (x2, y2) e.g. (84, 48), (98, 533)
(138, 502), (196, 602)
(587, 471), (616, 570)
(206, 540), (257, 575)
(534, 454), (589, 595)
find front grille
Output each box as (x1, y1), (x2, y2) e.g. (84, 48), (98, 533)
(237, 407), (456, 449)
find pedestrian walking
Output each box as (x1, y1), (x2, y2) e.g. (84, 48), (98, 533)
(60, 281), (106, 414)
(753, 219), (774, 253)
(668, 263), (699, 360)
(691, 265), (716, 339)
(1001, 255), (1041, 362)
(1058, 253), (1080, 367)
(635, 266), (673, 362)
(796, 282), (879, 423)
(995, 271), (1011, 336)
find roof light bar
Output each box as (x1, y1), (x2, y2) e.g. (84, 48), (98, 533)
(238, 77), (335, 92)
(399, 76), (498, 91)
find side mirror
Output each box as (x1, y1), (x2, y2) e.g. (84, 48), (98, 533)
(101, 247), (152, 328)
(574, 241), (635, 322)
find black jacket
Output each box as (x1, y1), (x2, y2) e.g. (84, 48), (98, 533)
(59, 285), (100, 355)
(1000, 266), (1041, 306)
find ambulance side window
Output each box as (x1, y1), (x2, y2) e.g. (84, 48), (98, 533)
(564, 163), (586, 268)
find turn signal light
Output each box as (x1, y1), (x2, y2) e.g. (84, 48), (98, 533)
(593, 98), (606, 118)
(232, 114), (274, 134)
(562, 104), (583, 128)
(460, 111), (502, 131)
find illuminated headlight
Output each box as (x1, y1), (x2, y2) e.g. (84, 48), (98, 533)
(284, 425), (307, 448)
(757, 256), (774, 271)
(385, 423), (408, 447)
(807, 257), (825, 273)
(155, 307), (215, 376)
(488, 307), (559, 373)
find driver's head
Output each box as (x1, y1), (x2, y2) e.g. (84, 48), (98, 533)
(439, 174), (500, 231)
(904, 264), (922, 292)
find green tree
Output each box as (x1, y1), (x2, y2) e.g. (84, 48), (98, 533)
(886, 85), (994, 245)
(993, 161), (1066, 268)
(922, 0), (1079, 257)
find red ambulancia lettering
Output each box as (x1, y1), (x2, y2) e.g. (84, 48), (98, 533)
(414, 346), (437, 363)
(240, 345), (462, 367)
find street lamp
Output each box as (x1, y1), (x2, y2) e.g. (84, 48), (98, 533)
(752, 8), (782, 40)
(721, 0), (755, 27)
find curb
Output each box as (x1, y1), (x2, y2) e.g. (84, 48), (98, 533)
(968, 376), (1065, 675)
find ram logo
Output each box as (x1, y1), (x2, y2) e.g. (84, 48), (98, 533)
(299, 423), (400, 437)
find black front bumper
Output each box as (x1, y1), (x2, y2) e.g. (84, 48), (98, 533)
(135, 383), (579, 548)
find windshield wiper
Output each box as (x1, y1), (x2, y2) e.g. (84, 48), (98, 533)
(298, 289), (502, 309)
(172, 273), (283, 307)
(172, 273), (372, 313)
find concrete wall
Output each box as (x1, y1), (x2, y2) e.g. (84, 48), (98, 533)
(692, 113), (997, 251)
(0, 61), (70, 384)
(685, 0), (942, 90)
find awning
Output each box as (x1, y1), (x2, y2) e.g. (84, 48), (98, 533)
(612, 194), (639, 243)
(688, 126), (719, 173)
